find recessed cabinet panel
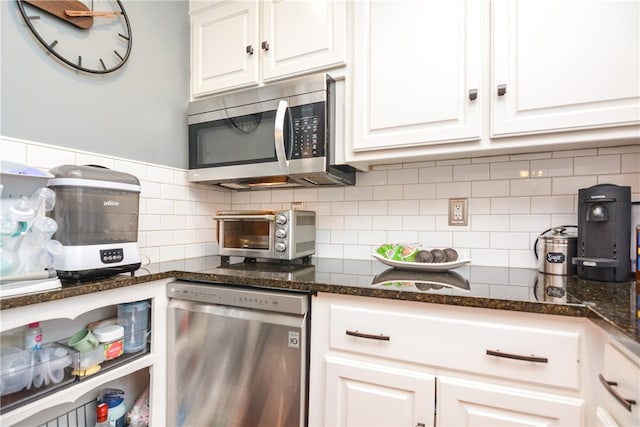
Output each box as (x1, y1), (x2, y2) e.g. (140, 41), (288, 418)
(437, 376), (584, 426)
(325, 357), (435, 427)
(492, 0), (640, 136)
(599, 343), (640, 427)
(352, 0), (482, 151)
(191, 1), (259, 96)
(262, 0), (346, 81)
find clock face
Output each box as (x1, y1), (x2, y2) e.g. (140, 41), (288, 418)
(17, 0), (132, 74)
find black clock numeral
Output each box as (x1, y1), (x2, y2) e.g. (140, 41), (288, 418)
(78, 56), (82, 67)
(114, 50), (123, 61)
(27, 15), (40, 21)
(100, 59), (106, 71)
(49, 40), (58, 49)
(118, 33), (129, 41)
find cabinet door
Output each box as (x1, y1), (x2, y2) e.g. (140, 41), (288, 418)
(191, 1), (259, 96)
(598, 343), (640, 427)
(261, 0), (346, 81)
(351, 0), (482, 152)
(437, 376), (584, 426)
(324, 356), (435, 427)
(492, 0), (640, 136)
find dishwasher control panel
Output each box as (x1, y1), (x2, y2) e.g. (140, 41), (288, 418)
(167, 280), (309, 315)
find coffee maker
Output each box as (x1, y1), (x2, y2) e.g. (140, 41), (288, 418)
(573, 184), (631, 282)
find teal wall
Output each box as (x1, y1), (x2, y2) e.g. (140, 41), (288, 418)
(1, 0), (190, 168)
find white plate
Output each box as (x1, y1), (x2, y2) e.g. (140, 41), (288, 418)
(372, 252), (470, 271)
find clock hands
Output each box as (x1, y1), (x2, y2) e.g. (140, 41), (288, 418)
(23, 0), (93, 29)
(65, 10), (123, 18)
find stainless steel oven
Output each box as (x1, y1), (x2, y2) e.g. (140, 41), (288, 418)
(214, 209), (316, 262)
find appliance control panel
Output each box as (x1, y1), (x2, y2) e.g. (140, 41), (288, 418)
(100, 248), (124, 264)
(290, 102), (325, 159)
(167, 281), (309, 315)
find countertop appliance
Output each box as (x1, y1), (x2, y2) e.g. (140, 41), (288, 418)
(167, 280), (310, 427)
(214, 209), (315, 262)
(47, 165), (141, 281)
(187, 73), (356, 190)
(573, 183), (631, 282)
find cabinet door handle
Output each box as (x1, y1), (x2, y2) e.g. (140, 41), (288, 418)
(261, 40), (270, 51)
(246, 45), (254, 55)
(486, 349), (548, 364)
(599, 374), (637, 412)
(346, 330), (390, 341)
(469, 88), (478, 101)
(497, 84), (507, 96)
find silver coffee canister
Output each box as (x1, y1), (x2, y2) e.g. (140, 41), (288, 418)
(537, 227), (577, 276)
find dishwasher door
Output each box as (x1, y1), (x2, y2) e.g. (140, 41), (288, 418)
(167, 283), (309, 427)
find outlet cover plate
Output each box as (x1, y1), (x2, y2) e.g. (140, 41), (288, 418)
(448, 198), (468, 226)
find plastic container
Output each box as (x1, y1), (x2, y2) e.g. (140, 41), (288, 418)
(93, 324), (124, 361)
(99, 388), (126, 427)
(0, 347), (31, 396)
(118, 301), (149, 353)
(95, 402), (109, 427)
(24, 322), (43, 350)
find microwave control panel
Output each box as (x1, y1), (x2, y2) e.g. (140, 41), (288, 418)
(290, 102), (325, 159)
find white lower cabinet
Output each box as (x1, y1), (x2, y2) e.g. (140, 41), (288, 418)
(0, 279), (169, 426)
(437, 376), (583, 426)
(325, 356), (435, 427)
(309, 292), (595, 427)
(595, 343), (640, 427)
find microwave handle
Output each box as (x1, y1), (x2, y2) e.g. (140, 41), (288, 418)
(274, 99), (290, 171)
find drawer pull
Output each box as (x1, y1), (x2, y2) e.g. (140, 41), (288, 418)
(346, 330), (390, 341)
(599, 374), (637, 412)
(486, 349), (548, 364)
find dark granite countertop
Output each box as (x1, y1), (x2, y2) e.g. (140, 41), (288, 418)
(2, 256), (638, 356)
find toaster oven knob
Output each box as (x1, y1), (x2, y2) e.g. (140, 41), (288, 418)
(276, 228), (287, 238)
(275, 214), (288, 225)
(275, 242), (287, 252)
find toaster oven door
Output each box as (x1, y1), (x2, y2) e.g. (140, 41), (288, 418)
(215, 212), (276, 258)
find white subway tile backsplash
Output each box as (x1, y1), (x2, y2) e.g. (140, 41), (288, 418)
(574, 154), (620, 175)
(510, 178), (551, 196)
(373, 185), (404, 200)
(490, 161), (529, 179)
(388, 200), (419, 216)
(419, 166), (452, 183)
(453, 164), (489, 181)
(4, 137), (636, 272)
(530, 195), (575, 214)
(552, 176), (598, 195)
(435, 181), (471, 198)
(530, 158), (573, 178)
(388, 168), (419, 184)
(491, 197), (530, 214)
(472, 180), (510, 197)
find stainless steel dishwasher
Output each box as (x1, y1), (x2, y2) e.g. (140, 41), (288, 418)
(167, 279), (310, 427)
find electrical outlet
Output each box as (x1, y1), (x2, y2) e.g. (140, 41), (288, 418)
(291, 202), (304, 211)
(448, 198), (468, 226)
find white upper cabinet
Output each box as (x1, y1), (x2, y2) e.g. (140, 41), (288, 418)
(492, 0), (640, 137)
(191, 1), (259, 96)
(261, 0), (347, 81)
(351, 0), (482, 152)
(190, 0), (347, 97)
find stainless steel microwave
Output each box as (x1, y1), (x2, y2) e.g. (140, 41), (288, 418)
(187, 74), (356, 190)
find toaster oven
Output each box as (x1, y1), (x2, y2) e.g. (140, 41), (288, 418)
(214, 210), (316, 262)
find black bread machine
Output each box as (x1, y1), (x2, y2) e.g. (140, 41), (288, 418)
(573, 184), (631, 282)
(47, 165), (141, 281)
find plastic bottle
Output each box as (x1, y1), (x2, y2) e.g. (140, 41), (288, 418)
(24, 322), (43, 350)
(95, 402), (109, 427)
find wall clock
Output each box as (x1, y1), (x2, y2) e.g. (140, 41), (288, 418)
(16, 0), (132, 74)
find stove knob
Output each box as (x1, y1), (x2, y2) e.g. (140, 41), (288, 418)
(275, 228), (287, 238)
(275, 242), (287, 252)
(275, 214), (288, 225)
